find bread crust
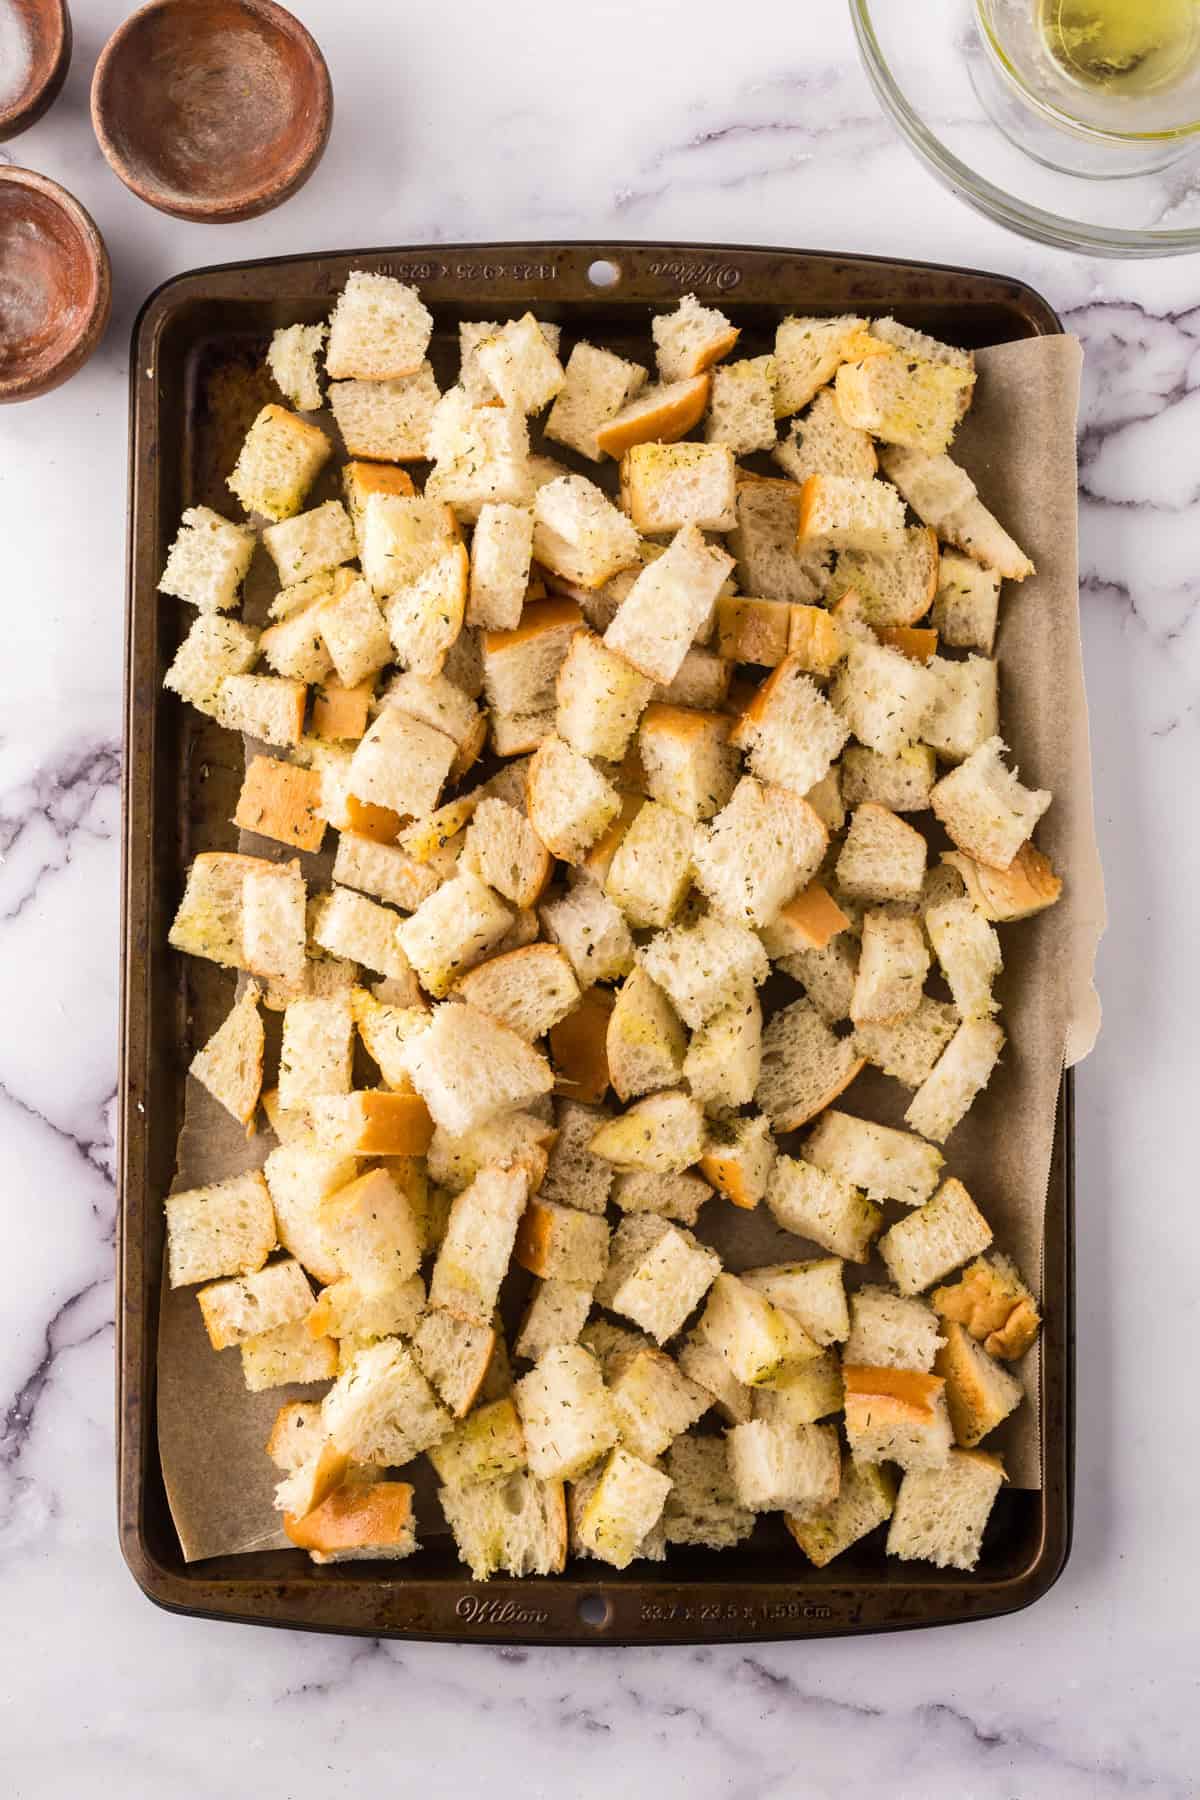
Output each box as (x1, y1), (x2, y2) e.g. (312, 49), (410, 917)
(549, 986), (614, 1105)
(284, 1480), (416, 1553)
(594, 375), (711, 457)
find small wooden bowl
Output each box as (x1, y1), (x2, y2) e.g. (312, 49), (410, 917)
(90, 0), (332, 224)
(0, 0), (72, 142)
(0, 167), (111, 402)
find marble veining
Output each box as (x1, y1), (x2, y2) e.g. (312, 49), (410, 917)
(0, 0), (1196, 1794)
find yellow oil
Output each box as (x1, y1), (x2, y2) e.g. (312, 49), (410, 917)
(1039, 0), (1200, 93)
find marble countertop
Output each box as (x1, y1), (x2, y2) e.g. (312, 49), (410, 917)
(2, 0), (1195, 1793)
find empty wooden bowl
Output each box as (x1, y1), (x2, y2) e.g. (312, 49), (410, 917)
(0, 167), (111, 401)
(90, 0), (332, 223)
(0, 0), (72, 142)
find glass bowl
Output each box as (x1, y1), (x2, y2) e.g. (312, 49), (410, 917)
(851, 0), (1200, 255)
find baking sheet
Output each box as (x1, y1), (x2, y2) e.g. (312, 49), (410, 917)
(156, 332), (1103, 1562)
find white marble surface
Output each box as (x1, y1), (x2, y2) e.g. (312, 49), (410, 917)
(1, 1), (1196, 1793)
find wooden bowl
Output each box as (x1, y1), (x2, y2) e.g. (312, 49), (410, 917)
(0, 1), (72, 142)
(0, 167), (111, 401)
(90, 0), (332, 223)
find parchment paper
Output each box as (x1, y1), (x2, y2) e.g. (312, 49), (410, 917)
(157, 334), (1105, 1559)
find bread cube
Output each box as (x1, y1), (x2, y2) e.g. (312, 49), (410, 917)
(653, 293), (740, 381)
(267, 320), (325, 412)
(426, 1162), (529, 1325)
(602, 524), (733, 686)
(515, 1196), (610, 1287)
(831, 639), (936, 761)
(197, 1255), (314, 1350)
(729, 480), (830, 610)
(797, 474), (905, 557)
(932, 549), (1002, 654)
(610, 1170), (709, 1227)
(604, 966), (687, 1104)
(574, 1447), (672, 1569)
(261, 1144), (356, 1286)
(426, 398), (534, 521)
(852, 996), (961, 1090)
(904, 1018), (1005, 1145)
(326, 270), (432, 380)
(159, 504), (256, 612)
(772, 313), (865, 415)
(319, 1165), (422, 1294)
(935, 1321), (1024, 1447)
(309, 1090), (434, 1158)
(802, 1108), (942, 1209)
(312, 569), (391, 688)
(886, 1447), (1005, 1571)
(241, 860), (307, 986)
(189, 983), (265, 1128)
(341, 460), (416, 553)
(698, 1112), (776, 1211)
(931, 1254), (1040, 1362)
(835, 349), (974, 455)
(777, 938), (857, 1027)
(836, 802), (927, 906)
(752, 1350), (844, 1427)
(879, 1176), (994, 1295)
(843, 1365), (953, 1471)
(475, 313), (565, 413)
(546, 340), (647, 459)
(165, 1169), (275, 1288)
(467, 501), (534, 631)
(428, 1395), (527, 1489)
(454, 943), (579, 1041)
(639, 912), (769, 1031)
(731, 657), (849, 799)
(535, 1100), (613, 1216)
(766, 1154), (881, 1263)
(603, 800), (694, 930)
(841, 744), (936, 814)
(348, 706), (457, 820)
(227, 404), (332, 522)
(321, 1337), (449, 1463)
(540, 879), (635, 987)
(555, 629), (654, 762)
(258, 592), (334, 687)
(527, 734), (621, 864)
(330, 837), (434, 918)
(716, 594), (792, 668)
(756, 1000), (865, 1134)
(930, 737), (1051, 873)
(404, 1002), (552, 1136)
(329, 364), (440, 461)
(637, 704), (740, 822)
(533, 474), (640, 589)
(360, 491), (459, 598)
(440, 1471), (567, 1580)
(923, 655), (999, 765)
(277, 992), (354, 1111)
(693, 776), (827, 929)
(590, 1089), (706, 1175)
(596, 1215), (720, 1343)
(925, 895), (1001, 1022)
(706, 355), (777, 454)
(773, 385), (878, 482)
(683, 993), (762, 1111)
(786, 604), (847, 679)
(384, 542), (469, 678)
(662, 1436), (754, 1549)
(844, 1285), (944, 1372)
(727, 1418), (840, 1512)
(308, 887), (409, 982)
(514, 1278), (592, 1365)
(581, 1319), (655, 1375)
(282, 1478), (418, 1562)
(215, 673), (306, 749)
(482, 597), (583, 717)
(676, 1331), (753, 1425)
(849, 910), (930, 1026)
(163, 614), (260, 716)
(241, 1319), (338, 1391)
(308, 1272), (426, 1344)
(759, 881), (850, 958)
(940, 494), (1034, 582)
(515, 1344), (618, 1480)
(785, 1458), (896, 1567)
(695, 1273), (821, 1388)
(410, 1307), (498, 1418)
(742, 1258), (848, 1347)
(620, 441), (736, 535)
(262, 500), (354, 589)
(592, 373), (712, 458)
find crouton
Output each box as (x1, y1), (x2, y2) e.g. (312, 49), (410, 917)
(653, 293), (740, 381)
(515, 1344), (618, 1481)
(514, 1278), (593, 1364)
(163, 613), (260, 715)
(841, 744), (936, 813)
(852, 996), (961, 1089)
(730, 656), (849, 797)
(684, 993), (762, 1109)
(879, 1177), (994, 1295)
(262, 1144), (356, 1285)
(590, 1089), (706, 1175)
(540, 878), (635, 987)
(779, 937), (858, 1025)
(607, 1347), (710, 1462)
(930, 738), (1051, 871)
(637, 704), (740, 822)
(727, 1418), (840, 1512)
(426, 1109), (553, 1194)
(653, 644), (732, 710)
(347, 706), (457, 819)
(555, 630), (654, 761)
(242, 861), (307, 986)
(595, 1215), (720, 1344)
(620, 442), (737, 535)
(759, 881), (850, 958)
(189, 982), (265, 1129)
(440, 1472), (567, 1580)
(766, 1153), (882, 1263)
(313, 569), (392, 689)
(475, 313), (566, 414)
(326, 271), (433, 381)
(931, 1254), (1040, 1362)
(925, 895), (1001, 1021)
(321, 1337), (449, 1463)
(394, 869), (514, 997)
(834, 349), (974, 455)
(830, 525), (940, 629)
(604, 524), (734, 684)
(546, 341), (648, 459)
(428, 1394), (528, 1489)
(831, 639), (936, 760)
(756, 1000), (864, 1133)
(773, 313), (866, 414)
(904, 1019), (1006, 1145)
(515, 1196), (610, 1287)
(941, 841), (1062, 922)
(283, 1478), (418, 1563)
(693, 776), (827, 929)
(699, 1112), (776, 1210)
(532, 474), (641, 589)
(611, 1169), (711, 1227)
(383, 542), (468, 678)
(605, 966), (687, 1103)
(842, 1365), (953, 1471)
(886, 1448), (1005, 1571)
(706, 355), (777, 453)
(461, 796), (553, 911)
(427, 1163), (529, 1325)
(267, 320), (326, 412)
(165, 1170), (276, 1288)
(574, 1447), (672, 1569)
(940, 496), (1035, 583)
(227, 404), (332, 522)
(359, 491), (459, 599)
(330, 365), (443, 462)
(309, 1090), (434, 1158)
(844, 1285), (944, 1372)
(662, 1435), (755, 1549)
(402, 1001), (553, 1135)
(332, 834), (439, 915)
(935, 1322), (1024, 1447)
(593, 374), (712, 457)
(482, 598), (583, 715)
(262, 499), (355, 588)
(639, 912), (769, 1031)
(259, 590), (334, 686)
(850, 910), (930, 1025)
(932, 550), (1002, 654)
(772, 387), (878, 484)
(527, 735), (621, 864)
(786, 604), (847, 679)
(604, 800), (694, 930)
(216, 673), (307, 749)
(465, 502), (533, 632)
(409, 1308), (498, 1418)
(342, 460), (416, 551)
(456, 943), (580, 1039)
(309, 886), (412, 981)
(241, 1320), (338, 1391)
(803, 1108), (943, 1208)
(742, 1258), (848, 1347)
(277, 992), (354, 1111)
(786, 1458), (896, 1566)
(676, 1331), (753, 1426)
(159, 504), (257, 612)
(797, 474), (906, 557)
(729, 477), (831, 604)
(923, 656), (999, 764)
(694, 1273), (821, 1388)
(836, 802), (927, 905)
(716, 595), (792, 668)
(751, 1351), (844, 1427)
(197, 1256), (314, 1350)
(534, 1100), (614, 1215)
(318, 1165), (422, 1295)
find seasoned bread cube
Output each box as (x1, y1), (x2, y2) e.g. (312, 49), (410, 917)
(606, 966), (687, 1102)
(876, 441), (976, 524)
(904, 1018), (1005, 1145)
(163, 613), (260, 715)
(611, 1169), (711, 1227)
(556, 629), (654, 761)
(348, 706), (457, 818)
(332, 833), (438, 914)
(841, 744), (936, 813)
(308, 887), (410, 981)
(394, 868), (512, 997)
(766, 1154), (882, 1263)
(699, 1112), (776, 1211)
(515, 1344), (618, 1480)
(425, 394), (534, 521)
(262, 499), (355, 587)
(284, 1479), (417, 1562)
(456, 943), (579, 1039)
(759, 881), (850, 958)
(654, 644), (732, 710)
(887, 1447), (1005, 1571)
(462, 797), (552, 909)
(706, 355), (777, 453)
(693, 775), (827, 928)
(197, 1256), (314, 1350)
(342, 459), (416, 550)
(604, 524), (734, 685)
(683, 993), (762, 1109)
(159, 504), (257, 612)
(752, 1351), (844, 1427)
(803, 1108), (943, 1207)
(727, 1418), (840, 1512)
(189, 983), (265, 1127)
(428, 1396), (527, 1488)
(729, 477), (830, 605)
(475, 313), (565, 414)
(267, 320), (326, 412)
(939, 495), (1034, 582)
(428, 1163), (529, 1324)
(546, 341), (648, 460)
(314, 569), (392, 688)
(653, 293), (740, 381)
(663, 1434), (755, 1549)
(831, 639), (936, 759)
(426, 1108), (553, 1195)
(165, 1169), (275, 1288)
(322, 1337), (449, 1462)
(580, 1319), (654, 1375)
(590, 1089), (706, 1175)
(266, 1399), (324, 1471)
(923, 655), (999, 764)
(694, 1273), (821, 1387)
(935, 1321), (1024, 1447)
(308, 1271), (426, 1344)
(930, 737), (1051, 871)
(620, 442), (737, 535)
(360, 492), (459, 599)
(880, 1177), (994, 1296)
(574, 1447), (672, 1569)
(216, 673), (306, 749)
(772, 387), (878, 484)
(741, 1259), (848, 1347)
(716, 595), (793, 668)
(835, 348), (973, 455)
(849, 910), (930, 1025)
(836, 802), (927, 905)
(593, 374), (711, 458)
(467, 501), (534, 631)
(786, 1457), (896, 1566)
(540, 878), (635, 987)
(514, 1278), (593, 1363)
(242, 860), (307, 986)
(843, 1364), (953, 1471)
(330, 365), (442, 460)
(637, 704), (740, 822)
(786, 604), (847, 679)
(925, 895), (1001, 1021)
(596, 1215), (720, 1344)
(402, 1002), (552, 1135)
(459, 318), (560, 401)
(845, 1285), (944, 1372)
(278, 992), (354, 1110)
(941, 841), (1062, 923)
(831, 525), (940, 631)
(482, 597), (583, 715)
(262, 1145), (356, 1286)
(227, 404), (331, 522)
(756, 1000), (865, 1133)
(868, 317), (974, 375)
(440, 1471), (567, 1580)
(259, 590), (334, 686)
(326, 271), (432, 380)
(515, 1197), (610, 1285)
(639, 912), (769, 1031)
(773, 313), (865, 415)
(731, 656), (849, 797)
(540, 1100), (616, 1214)
(605, 800), (694, 930)
(318, 1165), (422, 1292)
(852, 995), (960, 1089)
(350, 989), (428, 1087)
(532, 473), (640, 589)
(241, 1320), (338, 1391)
(779, 937), (858, 1025)
(384, 542), (468, 678)
(527, 734), (621, 864)
(797, 474), (905, 556)
(411, 1307), (498, 1417)
(932, 1254), (1040, 1364)
(932, 550), (1001, 654)
(309, 1090), (434, 1158)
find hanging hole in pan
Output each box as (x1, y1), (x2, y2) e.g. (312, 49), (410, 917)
(587, 258), (621, 290)
(577, 1592), (611, 1628)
